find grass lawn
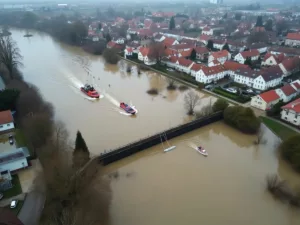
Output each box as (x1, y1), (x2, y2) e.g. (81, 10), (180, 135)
(2, 174), (22, 199)
(15, 129), (33, 156)
(5, 200), (24, 215)
(260, 116), (299, 140)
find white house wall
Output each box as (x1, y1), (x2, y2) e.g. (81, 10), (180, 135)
(0, 158), (28, 173)
(281, 109), (300, 126)
(0, 122), (14, 132)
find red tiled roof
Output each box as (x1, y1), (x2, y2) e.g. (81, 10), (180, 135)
(203, 27), (211, 31)
(292, 81), (300, 90)
(210, 50), (230, 59)
(194, 46), (209, 54)
(223, 61), (249, 71)
(286, 33), (300, 41)
(0, 110), (13, 124)
(191, 63), (203, 71)
(169, 43), (193, 51)
(281, 98), (300, 113)
(280, 84), (297, 96)
(178, 57), (194, 67)
(240, 50), (260, 58)
(259, 90), (280, 103)
(144, 19), (152, 29)
(139, 47), (150, 57)
(202, 65), (224, 76)
(138, 29), (154, 37)
(199, 35), (213, 41)
(280, 57), (300, 71)
(126, 47), (133, 53)
(179, 49), (193, 57)
(163, 37), (177, 47)
(263, 53), (285, 64)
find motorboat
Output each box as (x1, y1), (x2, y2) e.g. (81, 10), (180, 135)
(80, 84), (100, 98)
(120, 102), (136, 115)
(196, 146), (208, 156)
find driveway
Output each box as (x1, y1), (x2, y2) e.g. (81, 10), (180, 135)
(18, 191), (45, 225)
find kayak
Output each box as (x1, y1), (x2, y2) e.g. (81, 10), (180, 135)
(196, 147), (208, 156)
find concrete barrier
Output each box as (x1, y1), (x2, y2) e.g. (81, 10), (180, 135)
(99, 112), (223, 165)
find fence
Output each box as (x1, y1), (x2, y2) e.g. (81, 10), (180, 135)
(99, 112), (223, 165)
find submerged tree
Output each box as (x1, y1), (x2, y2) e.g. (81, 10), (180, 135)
(74, 131), (90, 169)
(184, 91), (201, 115)
(0, 36), (23, 79)
(75, 131), (89, 153)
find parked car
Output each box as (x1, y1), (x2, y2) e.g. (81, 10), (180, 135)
(166, 68), (174, 72)
(0, 193), (3, 200)
(10, 200), (18, 208)
(246, 89), (254, 93)
(9, 135), (14, 145)
(226, 88), (237, 94)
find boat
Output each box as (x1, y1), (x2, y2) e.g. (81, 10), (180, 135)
(196, 146), (208, 156)
(160, 133), (176, 152)
(120, 102), (136, 115)
(80, 84), (100, 98)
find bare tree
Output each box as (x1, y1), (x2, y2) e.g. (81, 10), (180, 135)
(166, 78), (177, 90)
(148, 42), (166, 63)
(184, 91), (201, 115)
(0, 36), (23, 79)
(53, 120), (69, 150)
(195, 99), (213, 118)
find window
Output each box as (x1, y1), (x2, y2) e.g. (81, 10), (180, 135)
(7, 124), (10, 127)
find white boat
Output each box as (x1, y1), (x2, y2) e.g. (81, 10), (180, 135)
(196, 147), (208, 156)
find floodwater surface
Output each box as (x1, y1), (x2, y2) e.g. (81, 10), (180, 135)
(12, 29), (300, 225)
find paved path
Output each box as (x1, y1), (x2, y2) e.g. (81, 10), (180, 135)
(0, 193), (25, 207)
(265, 116), (300, 133)
(18, 191), (45, 225)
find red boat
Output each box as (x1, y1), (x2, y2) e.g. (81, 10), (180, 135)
(120, 102), (136, 115)
(80, 84), (99, 98)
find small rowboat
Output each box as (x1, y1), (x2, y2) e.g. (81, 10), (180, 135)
(196, 147), (208, 156)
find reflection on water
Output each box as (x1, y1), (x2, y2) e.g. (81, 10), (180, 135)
(103, 122), (300, 225)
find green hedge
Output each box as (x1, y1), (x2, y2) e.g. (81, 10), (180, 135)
(213, 87), (251, 103)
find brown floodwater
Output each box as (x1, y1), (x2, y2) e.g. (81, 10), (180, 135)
(13, 29), (214, 153)
(12, 29), (300, 225)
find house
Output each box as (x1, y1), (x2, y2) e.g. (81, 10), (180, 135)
(223, 61), (249, 78)
(278, 57), (300, 77)
(285, 33), (300, 47)
(190, 64), (204, 77)
(194, 47), (209, 61)
(208, 50), (231, 65)
(124, 47), (133, 58)
(154, 34), (165, 42)
(199, 35), (213, 45)
(0, 147), (30, 173)
(161, 56), (178, 68)
(0, 110), (14, 133)
(248, 43), (268, 54)
(234, 50), (260, 64)
(250, 90), (280, 110)
(275, 84), (298, 102)
(106, 41), (123, 50)
(261, 53), (285, 66)
(195, 65), (226, 83)
(138, 47), (156, 65)
(175, 57), (194, 74)
(212, 39), (225, 50)
(0, 208), (24, 225)
(202, 27), (213, 36)
(269, 47), (300, 57)
(281, 98), (300, 127)
(208, 59), (221, 67)
(234, 66), (283, 90)
(163, 37), (179, 47)
(291, 80), (300, 93)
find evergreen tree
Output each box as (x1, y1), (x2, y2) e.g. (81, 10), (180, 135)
(169, 17), (175, 30)
(222, 43), (230, 52)
(264, 19), (273, 31)
(105, 33), (111, 43)
(190, 49), (196, 60)
(207, 40), (214, 50)
(245, 57), (252, 66)
(255, 16), (263, 27)
(75, 131), (89, 153)
(98, 23), (102, 31)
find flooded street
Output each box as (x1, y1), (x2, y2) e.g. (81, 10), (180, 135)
(12, 29), (300, 225)
(13, 29), (213, 153)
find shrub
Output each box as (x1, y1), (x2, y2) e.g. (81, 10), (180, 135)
(279, 134), (300, 171)
(178, 85), (189, 91)
(212, 98), (229, 112)
(223, 106), (260, 134)
(266, 100), (285, 117)
(213, 87), (251, 103)
(0, 89), (20, 111)
(103, 48), (119, 64)
(147, 88), (158, 95)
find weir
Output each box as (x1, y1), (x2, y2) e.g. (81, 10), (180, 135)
(99, 112), (223, 165)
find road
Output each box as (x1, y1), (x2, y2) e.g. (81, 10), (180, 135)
(18, 191), (45, 225)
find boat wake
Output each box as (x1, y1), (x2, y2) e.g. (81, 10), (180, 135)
(188, 142), (199, 151)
